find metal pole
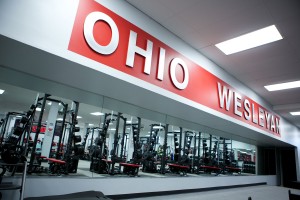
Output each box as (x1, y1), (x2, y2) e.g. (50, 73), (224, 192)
(64, 101), (79, 173)
(178, 127), (183, 163)
(197, 132), (201, 173)
(209, 134), (212, 161)
(0, 113), (10, 144)
(120, 117), (127, 161)
(29, 94), (49, 172)
(56, 103), (68, 159)
(192, 132), (196, 173)
(110, 112), (121, 175)
(160, 124), (168, 174)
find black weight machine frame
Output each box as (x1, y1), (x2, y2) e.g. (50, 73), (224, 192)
(28, 94), (80, 175)
(109, 112), (127, 175)
(119, 117), (142, 176)
(142, 124), (168, 174)
(0, 106), (37, 164)
(90, 112), (127, 175)
(0, 112), (24, 145)
(198, 134), (222, 175)
(167, 129), (195, 176)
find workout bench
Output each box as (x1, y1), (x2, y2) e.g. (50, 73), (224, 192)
(168, 163), (189, 176)
(46, 158), (66, 176)
(225, 166), (241, 174)
(120, 163), (141, 176)
(200, 165), (221, 174)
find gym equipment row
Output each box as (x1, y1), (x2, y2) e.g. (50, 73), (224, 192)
(0, 94), (256, 179)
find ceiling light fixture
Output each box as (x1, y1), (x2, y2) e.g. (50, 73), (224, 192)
(36, 108), (42, 111)
(265, 80), (300, 91)
(57, 118), (63, 121)
(153, 126), (163, 129)
(90, 112), (104, 116)
(215, 25), (283, 55)
(89, 123), (94, 126)
(0, 89), (5, 94)
(290, 112), (300, 116)
(77, 116), (82, 119)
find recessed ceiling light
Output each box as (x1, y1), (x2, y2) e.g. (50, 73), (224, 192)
(215, 25), (283, 55)
(90, 112), (104, 116)
(265, 80), (300, 91)
(290, 112), (300, 116)
(153, 126), (163, 129)
(47, 102), (52, 105)
(36, 108), (42, 111)
(0, 89), (4, 94)
(57, 118), (63, 121)
(77, 116), (82, 119)
(89, 123), (94, 126)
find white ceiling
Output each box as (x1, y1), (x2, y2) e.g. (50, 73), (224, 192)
(126, 0), (300, 127)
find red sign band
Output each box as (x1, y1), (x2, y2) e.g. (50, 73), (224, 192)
(68, 0), (280, 136)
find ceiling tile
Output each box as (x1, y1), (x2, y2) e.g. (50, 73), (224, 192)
(263, 0), (300, 21)
(127, 0), (174, 21)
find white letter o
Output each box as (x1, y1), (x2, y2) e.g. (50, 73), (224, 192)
(170, 58), (189, 90)
(84, 12), (119, 55)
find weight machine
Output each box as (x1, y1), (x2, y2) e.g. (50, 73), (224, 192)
(0, 105), (38, 165)
(109, 112), (127, 175)
(89, 113), (111, 174)
(142, 124), (168, 174)
(27, 94), (82, 175)
(119, 117), (142, 176)
(199, 134), (222, 174)
(167, 129), (195, 176)
(90, 112), (128, 175)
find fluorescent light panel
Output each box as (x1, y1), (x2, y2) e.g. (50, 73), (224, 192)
(290, 112), (300, 116)
(0, 89), (5, 94)
(265, 80), (300, 91)
(215, 25), (283, 55)
(153, 126), (163, 129)
(90, 112), (104, 116)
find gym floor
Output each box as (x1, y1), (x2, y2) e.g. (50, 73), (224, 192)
(122, 185), (300, 200)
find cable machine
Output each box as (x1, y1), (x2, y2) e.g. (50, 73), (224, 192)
(1, 105), (38, 165)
